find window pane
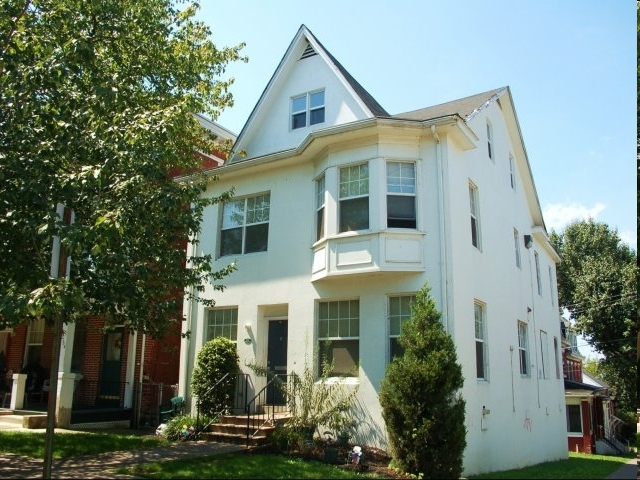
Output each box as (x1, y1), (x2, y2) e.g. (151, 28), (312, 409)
(245, 223), (269, 253)
(387, 196), (416, 228)
(321, 340), (358, 376)
(476, 342), (485, 378)
(316, 207), (325, 240)
(387, 162), (415, 194)
(309, 91), (324, 108)
(220, 227), (242, 256)
(340, 164), (368, 198)
(390, 338), (403, 359)
(566, 405), (582, 433)
(222, 200), (245, 228)
(246, 194), (270, 224)
(340, 197), (369, 232)
(292, 112), (306, 129)
(292, 95), (306, 112)
(310, 108), (324, 125)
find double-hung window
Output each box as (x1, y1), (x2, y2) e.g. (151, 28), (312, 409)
(517, 321), (529, 376)
(339, 163), (369, 232)
(487, 121), (494, 160)
(534, 251), (542, 295)
(386, 162), (416, 228)
(539, 330), (549, 379)
(474, 301), (488, 380)
(315, 175), (325, 241)
(469, 183), (481, 249)
(388, 295), (415, 359)
(513, 228), (521, 268)
(318, 300), (359, 376)
(206, 308), (238, 341)
(26, 318), (45, 366)
(509, 154), (516, 190)
(291, 90), (325, 129)
(566, 404), (582, 433)
(220, 193), (270, 256)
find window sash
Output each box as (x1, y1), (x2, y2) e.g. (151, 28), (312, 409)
(388, 295), (415, 359)
(566, 405), (582, 433)
(318, 299), (359, 377)
(518, 322), (529, 375)
(292, 91), (325, 129)
(316, 176), (325, 240)
(387, 162), (416, 229)
(207, 308), (238, 341)
(469, 184), (480, 248)
(474, 302), (487, 379)
(220, 194), (270, 256)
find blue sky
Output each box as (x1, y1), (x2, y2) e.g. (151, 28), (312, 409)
(196, 0), (636, 253)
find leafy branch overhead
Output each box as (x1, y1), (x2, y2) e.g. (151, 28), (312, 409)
(0, 0), (246, 335)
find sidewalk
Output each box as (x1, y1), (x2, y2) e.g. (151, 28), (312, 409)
(604, 457), (638, 480)
(0, 440), (246, 479)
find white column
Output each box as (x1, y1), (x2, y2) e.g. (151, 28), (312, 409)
(10, 373), (26, 410)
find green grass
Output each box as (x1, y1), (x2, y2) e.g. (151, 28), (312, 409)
(468, 452), (634, 479)
(0, 430), (168, 460)
(117, 452), (385, 479)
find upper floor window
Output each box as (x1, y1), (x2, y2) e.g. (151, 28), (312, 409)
(386, 162), (416, 229)
(206, 308), (238, 341)
(469, 183), (481, 249)
(318, 299), (359, 376)
(388, 294), (415, 360)
(534, 251), (542, 295)
(339, 163), (369, 232)
(554, 336), (561, 379)
(486, 121), (494, 161)
(291, 90), (325, 129)
(474, 301), (488, 380)
(220, 193), (270, 256)
(539, 330), (549, 379)
(509, 154), (516, 190)
(315, 175), (325, 241)
(517, 321), (529, 376)
(513, 228), (521, 268)
(549, 266), (555, 306)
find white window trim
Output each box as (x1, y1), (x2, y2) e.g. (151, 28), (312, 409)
(291, 89), (325, 130)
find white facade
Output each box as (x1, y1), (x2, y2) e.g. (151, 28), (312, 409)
(179, 25), (567, 476)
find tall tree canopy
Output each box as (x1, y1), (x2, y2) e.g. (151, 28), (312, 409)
(550, 219), (637, 411)
(0, 0), (244, 335)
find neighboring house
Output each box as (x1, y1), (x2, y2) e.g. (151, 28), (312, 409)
(0, 114), (234, 428)
(178, 25), (567, 476)
(561, 318), (626, 454)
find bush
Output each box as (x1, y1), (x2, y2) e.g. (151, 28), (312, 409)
(191, 337), (239, 417)
(379, 284), (466, 479)
(161, 414), (213, 441)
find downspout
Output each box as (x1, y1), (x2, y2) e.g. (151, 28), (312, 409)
(431, 125), (450, 332)
(179, 234), (198, 409)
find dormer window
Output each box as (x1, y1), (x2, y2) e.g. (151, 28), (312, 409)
(291, 90), (325, 129)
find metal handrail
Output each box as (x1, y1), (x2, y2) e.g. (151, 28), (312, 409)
(244, 373), (290, 446)
(195, 373), (249, 434)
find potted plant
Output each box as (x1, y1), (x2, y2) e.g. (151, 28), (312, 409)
(326, 402), (356, 446)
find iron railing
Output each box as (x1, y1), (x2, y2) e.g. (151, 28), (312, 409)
(195, 373), (250, 433)
(244, 374), (291, 446)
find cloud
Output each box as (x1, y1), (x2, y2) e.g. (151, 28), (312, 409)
(543, 202), (606, 232)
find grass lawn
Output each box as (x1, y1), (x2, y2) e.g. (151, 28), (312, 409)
(116, 452), (387, 479)
(468, 452), (635, 479)
(0, 430), (168, 460)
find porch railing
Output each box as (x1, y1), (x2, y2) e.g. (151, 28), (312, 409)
(72, 379), (130, 409)
(195, 373), (250, 433)
(244, 374), (291, 446)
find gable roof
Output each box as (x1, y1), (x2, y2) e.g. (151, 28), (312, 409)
(393, 87), (507, 122)
(228, 25), (389, 163)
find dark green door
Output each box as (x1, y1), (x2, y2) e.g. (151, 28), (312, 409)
(267, 320), (287, 405)
(99, 329), (123, 406)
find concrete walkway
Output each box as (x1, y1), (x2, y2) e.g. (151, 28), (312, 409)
(0, 440), (246, 479)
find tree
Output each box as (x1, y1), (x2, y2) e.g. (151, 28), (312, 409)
(550, 219), (637, 412)
(190, 337), (239, 417)
(0, 1), (244, 476)
(379, 284), (466, 479)
(0, 0), (244, 333)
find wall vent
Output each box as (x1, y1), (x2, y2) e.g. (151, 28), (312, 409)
(300, 43), (317, 60)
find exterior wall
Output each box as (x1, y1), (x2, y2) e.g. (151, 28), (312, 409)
(183, 99), (567, 476)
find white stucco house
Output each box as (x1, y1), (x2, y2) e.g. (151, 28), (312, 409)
(178, 24), (567, 476)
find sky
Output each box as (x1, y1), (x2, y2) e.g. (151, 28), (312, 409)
(196, 0), (636, 255)
(196, 1), (635, 358)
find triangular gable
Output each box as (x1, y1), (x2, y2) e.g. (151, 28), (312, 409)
(228, 25), (388, 163)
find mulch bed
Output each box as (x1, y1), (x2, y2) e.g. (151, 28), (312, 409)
(246, 443), (413, 479)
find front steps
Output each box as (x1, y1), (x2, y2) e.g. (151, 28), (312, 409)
(200, 409), (290, 447)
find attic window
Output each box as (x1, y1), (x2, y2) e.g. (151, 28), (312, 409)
(291, 90), (325, 129)
(300, 43), (317, 60)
